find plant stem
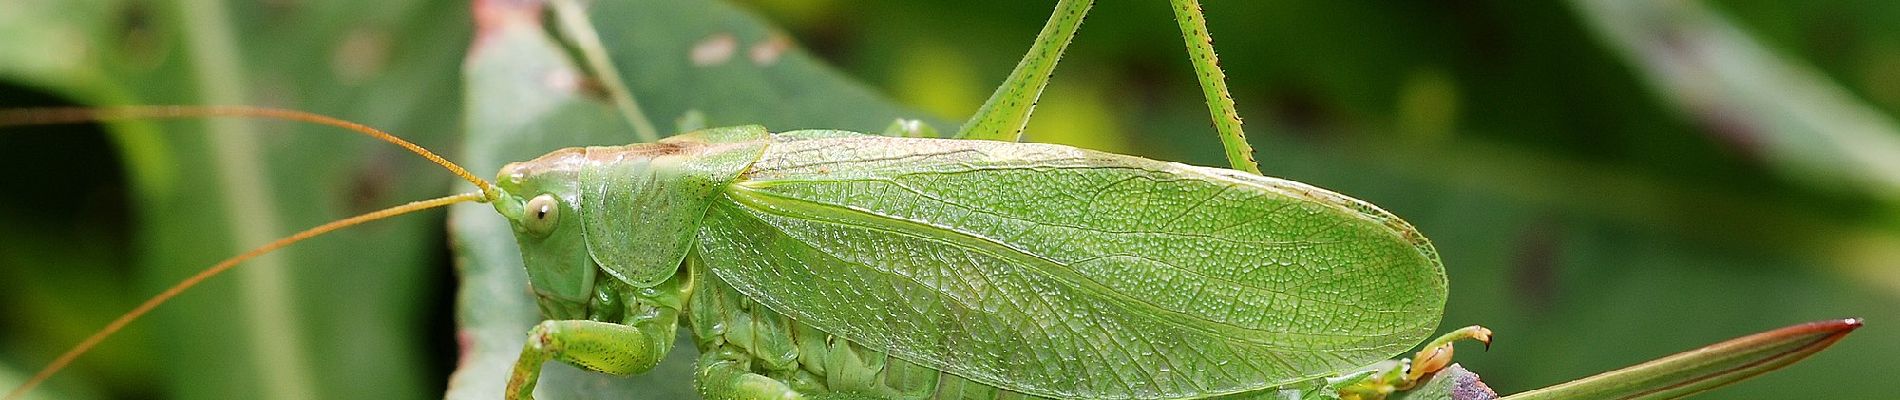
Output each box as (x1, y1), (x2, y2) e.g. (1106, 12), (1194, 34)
(1169, 0), (1260, 175)
(955, 0), (1092, 142)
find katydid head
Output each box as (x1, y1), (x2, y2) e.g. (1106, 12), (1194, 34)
(490, 126), (771, 320)
(494, 148), (597, 319)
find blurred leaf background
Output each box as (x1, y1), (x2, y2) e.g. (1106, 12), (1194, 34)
(1, 0), (1896, 398)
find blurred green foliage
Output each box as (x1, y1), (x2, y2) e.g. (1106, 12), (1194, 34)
(1, 0), (1895, 398)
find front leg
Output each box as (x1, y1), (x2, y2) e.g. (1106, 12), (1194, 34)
(507, 319), (674, 400)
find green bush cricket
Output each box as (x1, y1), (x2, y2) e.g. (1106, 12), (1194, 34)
(1, 0), (1859, 399)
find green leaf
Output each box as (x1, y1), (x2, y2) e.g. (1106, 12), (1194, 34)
(1500, 319), (1860, 400)
(0, 364), (80, 400)
(1571, 0), (1900, 200)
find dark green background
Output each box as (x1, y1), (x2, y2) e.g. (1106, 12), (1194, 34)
(1, 0), (1894, 398)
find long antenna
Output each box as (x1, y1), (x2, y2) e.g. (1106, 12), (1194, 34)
(0, 105), (501, 201)
(3, 191), (486, 400)
(0, 105), (506, 398)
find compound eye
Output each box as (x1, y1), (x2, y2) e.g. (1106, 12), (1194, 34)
(524, 194), (560, 236)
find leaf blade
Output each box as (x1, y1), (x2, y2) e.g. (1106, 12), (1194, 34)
(1501, 318), (1861, 400)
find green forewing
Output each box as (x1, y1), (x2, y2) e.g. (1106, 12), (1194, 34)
(694, 132), (1447, 399)
(580, 126), (769, 287)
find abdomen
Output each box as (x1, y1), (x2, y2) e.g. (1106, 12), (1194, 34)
(685, 260), (1043, 399)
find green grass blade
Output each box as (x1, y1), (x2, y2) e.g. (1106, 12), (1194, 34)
(953, 0), (1091, 142)
(1168, 0), (1258, 175)
(550, 0), (661, 142)
(1501, 319), (1861, 400)
(175, 1), (317, 397)
(1572, 0), (1900, 200)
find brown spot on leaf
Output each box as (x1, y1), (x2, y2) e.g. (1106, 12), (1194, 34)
(1510, 218), (1563, 312)
(749, 33), (792, 66)
(1693, 106), (1768, 163)
(544, 67), (582, 92)
(471, 0), (546, 52)
(117, 2), (167, 70)
(341, 154), (397, 216)
(332, 26), (392, 85)
(691, 33), (738, 67)
(455, 329), (477, 367)
(575, 75), (611, 102)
